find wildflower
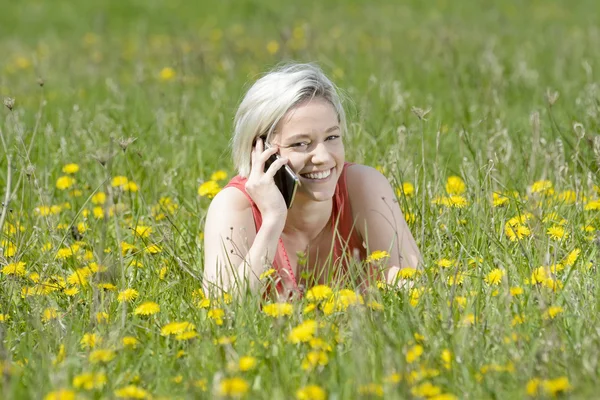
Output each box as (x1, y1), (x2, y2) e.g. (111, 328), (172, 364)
(159, 67), (176, 81)
(384, 372), (402, 384)
(485, 269), (504, 285)
(437, 258), (454, 269)
(80, 333), (102, 349)
(526, 378), (542, 396)
(447, 273), (464, 286)
(98, 282), (117, 291)
(125, 181), (139, 192)
(409, 287), (424, 307)
(543, 376), (571, 396)
(564, 248), (581, 267)
(112, 176), (129, 188)
(198, 180), (221, 198)
(56, 176), (75, 190)
(296, 385), (326, 400)
(306, 285), (333, 302)
(512, 315), (525, 326)
(144, 244), (161, 254)
(411, 382), (442, 398)
(89, 349), (116, 363)
(398, 267), (419, 280)
(208, 308), (225, 325)
(547, 225), (568, 240)
(505, 223), (531, 241)
(96, 312), (109, 323)
(176, 330), (198, 341)
(367, 250), (390, 263)
(134, 301), (160, 316)
(301, 351), (329, 370)
(62, 163), (79, 174)
(44, 389), (76, 400)
(194, 379), (208, 391)
(367, 301), (384, 311)
(123, 336), (139, 348)
(92, 192), (106, 204)
(441, 349), (452, 369)
(262, 303), (293, 317)
(0, 313), (9, 322)
(55, 247), (74, 259)
(211, 170), (228, 181)
(406, 344), (423, 363)
(118, 288), (139, 302)
(267, 40), (280, 54)
(114, 385), (150, 399)
(492, 192), (510, 207)
(584, 199), (600, 210)
(510, 286), (523, 296)
(358, 383), (384, 397)
(73, 372), (107, 390)
(288, 320), (318, 343)
(544, 306), (564, 319)
(462, 313), (476, 326)
(133, 225), (152, 238)
(530, 267), (547, 285)
(397, 182), (415, 197)
(2, 261), (26, 276)
(42, 308), (58, 322)
(239, 356), (257, 371)
(161, 321), (195, 336)
(219, 377), (249, 397)
(303, 303), (316, 314)
(446, 176), (466, 195)
(531, 180), (553, 194)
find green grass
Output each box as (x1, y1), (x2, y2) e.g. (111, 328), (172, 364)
(1, 0), (600, 398)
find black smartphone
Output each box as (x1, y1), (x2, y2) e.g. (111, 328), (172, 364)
(254, 136), (300, 209)
(264, 151), (300, 209)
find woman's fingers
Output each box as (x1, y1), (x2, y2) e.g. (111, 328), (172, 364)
(264, 156), (289, 179)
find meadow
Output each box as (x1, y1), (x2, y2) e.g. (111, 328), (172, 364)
(1, 0), (600, 398)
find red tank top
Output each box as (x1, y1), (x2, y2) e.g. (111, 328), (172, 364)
(224, 162), (366, 297)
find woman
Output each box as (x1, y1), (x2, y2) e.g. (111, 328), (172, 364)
(203, 63), (421, 299)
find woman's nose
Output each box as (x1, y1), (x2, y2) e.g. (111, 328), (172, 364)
(310, 142), (333, 164)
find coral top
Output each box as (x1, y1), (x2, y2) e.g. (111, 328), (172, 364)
(224, 162), (366, 298)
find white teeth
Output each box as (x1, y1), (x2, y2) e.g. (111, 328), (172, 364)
(303, 169), (332, 180)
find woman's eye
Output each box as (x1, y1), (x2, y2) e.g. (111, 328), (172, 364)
(326, 135), (340, 141)
(290, 142), (309, 148)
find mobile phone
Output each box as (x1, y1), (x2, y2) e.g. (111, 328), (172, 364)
(264, 151), (300, 209)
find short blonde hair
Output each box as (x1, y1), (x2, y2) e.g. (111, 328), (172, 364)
(232, 63), (346, 178)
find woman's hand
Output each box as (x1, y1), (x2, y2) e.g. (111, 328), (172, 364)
(245, 138), (289, 223)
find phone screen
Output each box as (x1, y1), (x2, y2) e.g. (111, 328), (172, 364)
(264, 153), (300, 209)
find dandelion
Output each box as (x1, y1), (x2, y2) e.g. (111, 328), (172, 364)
(42, 308), (58, 322)
(485, 268), (504, 285)
(530, 267), (547, 285)
(266, 40), (280, 54)
(366, 250), (390, 263)
(56, 176), (75, 190)
(531, 180), (553, 194)
(259, 268), (276, 280)
(306, 285), (333, 302)
(263, 303), (293, 317)
(123, 336), (139, 348)
(210, 170), (228, 181)
(62, 163), (79, 174)
(208, 308), (225, 325)
(89, 349), (116, 363)
(159, 67), (176, 81)
(0, 313), (9, 322)
(547, 225), (568, 240)
(367, 301), (384, 311)
(584, 199), (600, 210)
(176, 331), (198, 341)
(219, 377), (249, 397)
(144, 244), (161, 254)
(544, 306), (564, 319)
(239, 356), (257, 371)
(161, 321), (195, 336)
(411, 382), (442, 397)
(492, 192), (510, 207)
(543, 376), (571, 396)
(2, 261), (26, 276)
(288, 320), (317, 343)
(398, 267), (419, 280)
(118, 288), (139, 302)
(301, 351), (329, 370)
(198, 180), (221, 198)
(446, 176), (466, 195)
(296, 385), (326, 400)
(92, 192), (106, 204)
(134, 301), (160, 316)
(111, 176), (129, 188)
(44, 389), (76, 400)
(96, 312), (109, 323)
(397, 182), (415, 197)
(80, 333), (102, 349)
(115, 385), (150, 399)
(73, 372), (107, 390)
(505, 224), (531, 241)
(358, 383), (384, 397)
(406, 344), (423, 363)
(132, 225), (152, 238)
(510, 286), (523, 296)
(564, 248), (581, 267)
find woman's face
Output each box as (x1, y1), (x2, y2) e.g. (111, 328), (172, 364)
(271, 97), (345, 203)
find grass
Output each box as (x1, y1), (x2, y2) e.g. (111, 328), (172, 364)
(1, 0), (600, 398)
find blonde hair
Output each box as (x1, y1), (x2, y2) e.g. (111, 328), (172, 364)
(232, 63), (346, 178)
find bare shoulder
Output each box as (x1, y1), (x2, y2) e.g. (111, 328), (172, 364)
(207, 187), (253, 214)
(346, 164), (394, 200)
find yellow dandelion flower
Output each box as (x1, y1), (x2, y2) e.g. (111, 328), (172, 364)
(42, 308), (58, 322)
(198, 180), (221, 198)
(584, 199), (600, 210)
(0, 313), (9, 322)
(510, 286), (523, 296)
(564, 248), (581, 267)
(81, 333), (102, 350)
(73, 372), (107, 390)
(411, 382), (442, 398)
(259, 268), (276, 280)
(358, 383), (384, 397)
(160, 321), (195, 336)
(544, 306), (564, 319)
(406, 344), (423, 363)
(159, 67), (176, 81)
(175, 330), (198, 341)
(266, 40), (280, 54)
(446, 175), (466, 195)
(219, 377), (249, 397)
(530, 267), (547, 285)
(210, 170), (228, 181)
(239, 356), (257, 372)
(44, 389), (76, 400)
(367, 301), (384, 311)
(114, 385), (150, 399)
(296, 385), (326, 400)
(492, 192), (510, 207)
(511, 315), (525, 326)
(2, 261), (26, 276)
(366, 250), (390, 263)
(505, 223), (531, 241)
(122, 336), (139, 348)
(92, 192), (106, 205)
(96, 312), (109, 324)
(398, 267), (419, 280)
(306, 285), (333, 302)
(208, 308), (225, 325)
(301, 351), (329, 370)
(303, 303), (316, 314)
(117, 288), (139, 302)
(56, 176), (75, 190)
(485, 268), (504, 285)
(144, 244), (161, 254)
(531, 180), (553, 194)
(111, 176), (129, 188)
(62, 163), (79, 174)
(262, 303), (293, 317)
(288, 320), (317, 343)
(98, 283), (117, 291)
(89, 349), (116, 364)
(396, 182), (415, 197)
(543, 376), (571, 396)
(134, 301), (160, 316)
(132, 225), (152, 238)
(547, 225), (568, 240)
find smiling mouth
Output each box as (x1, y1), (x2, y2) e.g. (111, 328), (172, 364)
(300, 168), (333, 180)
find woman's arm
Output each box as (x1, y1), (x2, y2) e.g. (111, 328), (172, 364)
(202, 188), (285, 296)
(346, 165), (422, 284)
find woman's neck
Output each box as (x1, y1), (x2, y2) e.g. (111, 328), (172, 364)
(283, 196), (332, 241)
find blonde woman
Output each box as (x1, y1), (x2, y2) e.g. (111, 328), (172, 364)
(203, 63), (421, 299)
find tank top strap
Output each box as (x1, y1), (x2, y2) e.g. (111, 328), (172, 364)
(224, 176), (263, 231)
